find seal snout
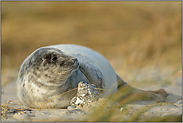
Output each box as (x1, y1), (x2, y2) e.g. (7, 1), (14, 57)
(72, 58), (77, 62)
(72, 58), (79, 70)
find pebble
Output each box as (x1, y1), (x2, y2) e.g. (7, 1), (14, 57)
(174, 98), (182, 107)
(119, 107), (127, 112)
(67, 106), (76, 109)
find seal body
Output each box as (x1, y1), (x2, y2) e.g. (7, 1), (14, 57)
(17, 44), (118, 109)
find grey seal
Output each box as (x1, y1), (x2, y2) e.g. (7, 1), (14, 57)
(17, 44), (168, 109)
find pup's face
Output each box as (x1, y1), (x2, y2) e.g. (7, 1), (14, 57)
(21, 48), (79, 84)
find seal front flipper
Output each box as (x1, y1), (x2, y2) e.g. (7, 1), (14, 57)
(79, 61), (105, 91)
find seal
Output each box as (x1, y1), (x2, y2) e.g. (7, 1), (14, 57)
(17, 44), (168, 109)
(17, 44), (119, 109)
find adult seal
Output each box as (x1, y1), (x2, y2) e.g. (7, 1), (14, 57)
(17, 44), (168, 109)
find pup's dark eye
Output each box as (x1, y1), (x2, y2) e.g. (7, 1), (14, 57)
(52, 57), (57, 61)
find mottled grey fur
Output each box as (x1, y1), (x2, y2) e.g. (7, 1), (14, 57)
(17, 48), (80, 108)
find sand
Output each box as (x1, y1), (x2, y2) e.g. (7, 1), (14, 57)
(1, 70), (182, 122)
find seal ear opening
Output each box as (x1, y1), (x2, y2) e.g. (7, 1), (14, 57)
(41, 58), (44, 62)
(41, 58), (47, 63)
(41, 58), (47, 66)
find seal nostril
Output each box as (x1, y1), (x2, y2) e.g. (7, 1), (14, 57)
(72, 58), (78, 62)
(60, 61), (65, 66)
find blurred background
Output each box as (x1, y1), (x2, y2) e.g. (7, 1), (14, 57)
(1, 1), (181, 88)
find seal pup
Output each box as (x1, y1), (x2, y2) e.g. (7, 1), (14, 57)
(17, 44), (168, 109)
(17, 44), (119, 108)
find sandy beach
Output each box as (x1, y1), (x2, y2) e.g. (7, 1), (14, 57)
(1, 68), (182, 122)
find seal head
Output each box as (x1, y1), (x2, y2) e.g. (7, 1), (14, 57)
(17, 47), (79, 108)
(19, 48), (79, 85)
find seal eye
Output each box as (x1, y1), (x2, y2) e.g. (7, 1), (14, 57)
(52, 57), (57, 61)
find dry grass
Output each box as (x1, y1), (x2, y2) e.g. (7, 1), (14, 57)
(1, 1), (182, 122)
(2, 2), (181, 69)
(2, 1), (181, 86)
(86, 85), (182, 122)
